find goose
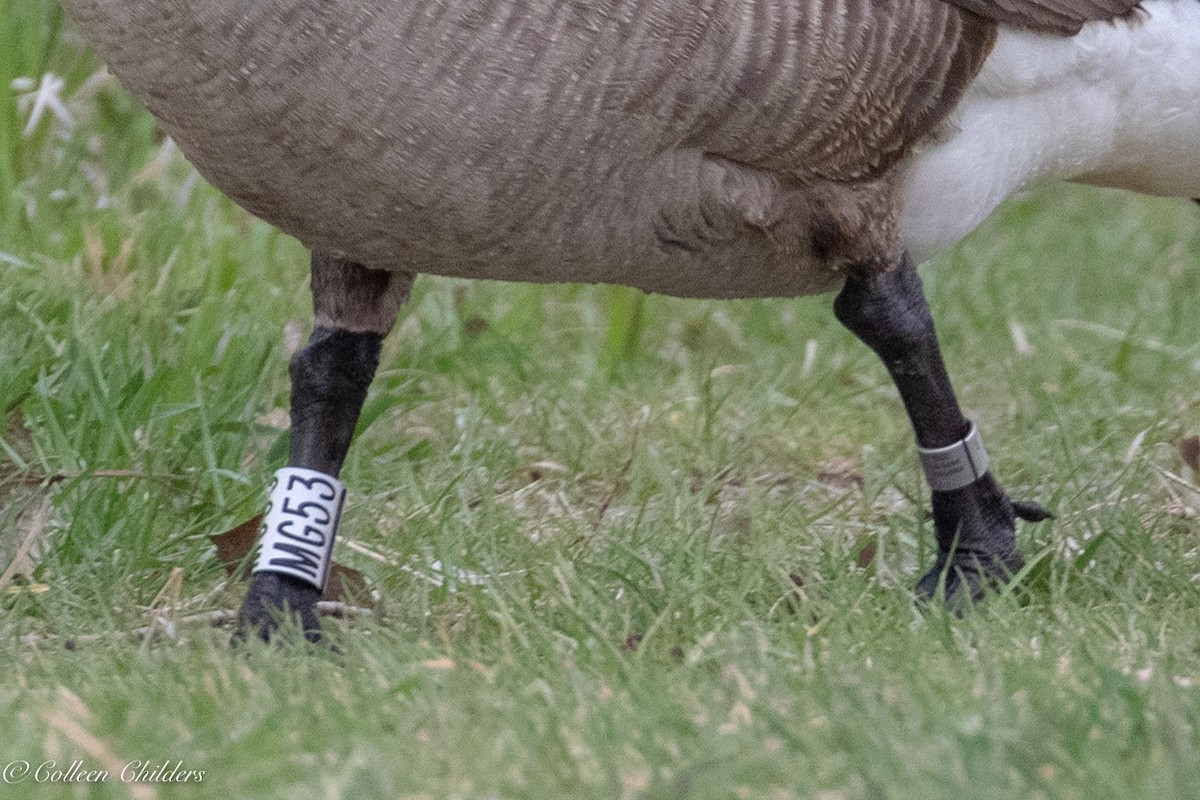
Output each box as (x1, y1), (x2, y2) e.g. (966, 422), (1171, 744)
(56, 0), (1198, 641)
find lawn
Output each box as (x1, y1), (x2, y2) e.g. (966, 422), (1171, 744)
(3, 2), (1200, 798)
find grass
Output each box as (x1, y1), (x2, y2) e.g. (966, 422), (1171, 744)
(4, 2), (1200, 797)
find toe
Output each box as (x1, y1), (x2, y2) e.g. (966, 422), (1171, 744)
(1012, 499), (1053, 522)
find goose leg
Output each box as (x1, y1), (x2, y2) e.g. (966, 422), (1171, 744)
(237, 253), (413, 642)
(833, 252), (1050, 606)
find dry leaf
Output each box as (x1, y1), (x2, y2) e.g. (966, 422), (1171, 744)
(855, 540), (878, 570)
(323, 563), (368, 604)
(209, 514), (263, 578)
(463, 315), (489, 339)
(1180, 436), (1200, 474)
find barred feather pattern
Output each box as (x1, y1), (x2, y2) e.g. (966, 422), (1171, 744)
(60, 1), (1071, 297)
(944, 0), (1144, 35)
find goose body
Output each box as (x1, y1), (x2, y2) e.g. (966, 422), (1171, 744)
(58, 0), (1164, 299)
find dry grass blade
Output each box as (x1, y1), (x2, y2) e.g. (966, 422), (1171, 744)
(41, 688), (158, 800)
(0, 495), (52, 594)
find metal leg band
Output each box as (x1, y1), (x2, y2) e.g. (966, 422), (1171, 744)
(916, 422), (989, 491)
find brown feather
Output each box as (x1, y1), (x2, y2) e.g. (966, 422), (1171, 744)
(941, 0), (1143, 35)
(56, 0), (1123, 298)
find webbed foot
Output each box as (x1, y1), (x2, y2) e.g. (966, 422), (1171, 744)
(915, 473), (1051, 606)
(235, 572), (323, 644)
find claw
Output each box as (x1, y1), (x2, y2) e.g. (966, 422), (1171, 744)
(1011, 499), (1053, 522)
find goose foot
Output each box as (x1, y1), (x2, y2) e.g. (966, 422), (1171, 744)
(235, 572), (323, 644)
(915, 473), (1051, 608)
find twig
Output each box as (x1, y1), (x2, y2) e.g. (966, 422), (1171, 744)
(18, 603), (374, 647)
(5, 468), (195, 489)
(594, 437), (640, 532)
(314, 601), (375, 619)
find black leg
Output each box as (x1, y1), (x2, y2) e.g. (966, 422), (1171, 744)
(237, 254), (412, 643)
(833, 252), (1049, 605)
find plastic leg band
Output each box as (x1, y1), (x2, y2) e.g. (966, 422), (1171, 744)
(252, 467), (347, 591)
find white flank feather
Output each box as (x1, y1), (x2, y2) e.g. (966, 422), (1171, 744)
(898, 0), (1200, 263)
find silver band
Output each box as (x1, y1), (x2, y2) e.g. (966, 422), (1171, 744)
(916, 423), (989, 491)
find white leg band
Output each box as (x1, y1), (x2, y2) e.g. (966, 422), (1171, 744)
(252, 467), (347, 591)
(916, 422), (990, 491)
